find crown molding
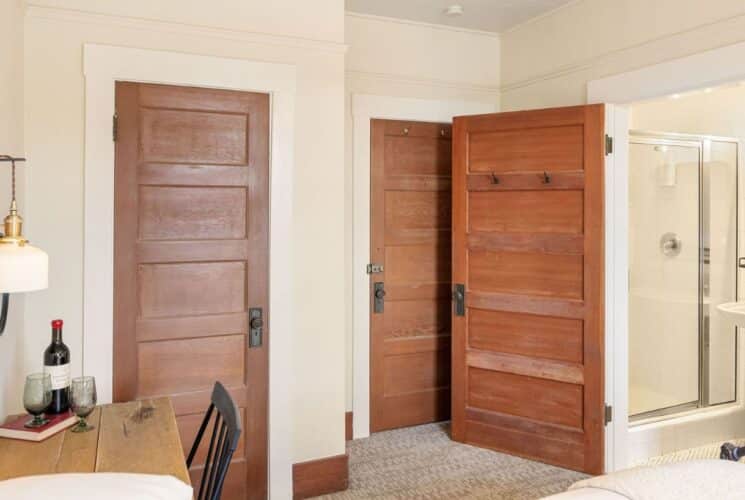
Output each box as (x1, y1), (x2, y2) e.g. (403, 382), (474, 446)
(344, 11), (500, 38)
(500, 10), (745, 94)
(501, 0), (583, 35)
(25, 4), (348, 54)
(346, 70), (500, 96)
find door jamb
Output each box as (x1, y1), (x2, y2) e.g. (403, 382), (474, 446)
(83, 43), (296, 498)
(351, 94), (497, 439)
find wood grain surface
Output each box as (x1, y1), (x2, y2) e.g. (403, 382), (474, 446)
(0, 398), (190, 485)
(370, 119), (452, 432)
(451, 104), (606, 474)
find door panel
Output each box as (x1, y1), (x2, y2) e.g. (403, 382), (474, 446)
(469, 250), (584, 299)
(469, 190), (584, 234)
(469, 309), (583, 364)
(370, 119), (452, 432)
(114, 82), (269, 499)
(451, 105), (605, 474)
(468, 368), (583, 428)
(384, 135), (451, 176)
(384, 299), (450, 339)
(139, 186), (247, 240)
(468, 125), (584, 172)
(138, 262), (246, 317)
(141, 108), (248, 164)
(136, 336), (245, 396)
(384, 245), (451, 284)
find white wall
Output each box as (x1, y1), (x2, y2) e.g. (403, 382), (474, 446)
(343, 13), (500, 411)
(27, 0), (344, 43)
(631, 84), (745, 139)
(500, 0), (745, 110)
(0, 0), (26, 420)
(14, 0), (346, 465)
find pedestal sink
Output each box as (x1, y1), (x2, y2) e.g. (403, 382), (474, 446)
(717, 302), (745, 327)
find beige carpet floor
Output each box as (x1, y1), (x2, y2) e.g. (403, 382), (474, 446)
(318, 422), (588, 499)
(317, 421), (745, 499)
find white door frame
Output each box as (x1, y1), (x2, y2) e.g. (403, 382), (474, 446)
(589, 40), (745, 471)
(83, 44), (295, 498)
(351, 94), (497, 439)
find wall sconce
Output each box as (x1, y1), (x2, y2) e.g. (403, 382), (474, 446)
(0, 156), (48, 335)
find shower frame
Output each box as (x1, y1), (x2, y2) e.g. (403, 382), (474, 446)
(628, 130), (740, 423)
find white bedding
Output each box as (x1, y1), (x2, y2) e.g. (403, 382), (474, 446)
(0, 473), (193, 499)
(544, 459), (745, 499)
(545, 487), (625, 499)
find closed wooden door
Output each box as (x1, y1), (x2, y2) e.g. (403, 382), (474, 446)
(370, 119), (452, 432)
(113, 82), (269, 499)
(451, 105), (605, 474)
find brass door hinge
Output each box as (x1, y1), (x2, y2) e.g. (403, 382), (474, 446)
(112, 113), (119, 142)
(604, 404), (613, 425)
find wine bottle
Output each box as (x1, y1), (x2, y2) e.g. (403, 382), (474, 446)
(44, 319), (70, 414)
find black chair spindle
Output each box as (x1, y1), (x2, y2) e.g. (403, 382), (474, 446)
(186, 382), (242, 500)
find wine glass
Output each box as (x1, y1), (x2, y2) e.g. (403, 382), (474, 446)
(70, 376), (97, 433)
(23, 373), (52, 428)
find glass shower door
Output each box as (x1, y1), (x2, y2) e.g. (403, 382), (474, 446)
(629, 139), (701, 418)
(704, 139), (738, 407)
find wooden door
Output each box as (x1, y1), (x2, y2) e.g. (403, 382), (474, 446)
(370, 119), (452, 432)
(113, 82), (269, 499)
(451, 105), (605, 474)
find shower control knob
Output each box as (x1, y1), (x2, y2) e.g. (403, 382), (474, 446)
(660, 232), (682, 257)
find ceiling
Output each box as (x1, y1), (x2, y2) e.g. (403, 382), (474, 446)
(345, 0), (572, 33)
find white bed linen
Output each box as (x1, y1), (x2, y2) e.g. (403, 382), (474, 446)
(543, 487), (626, 499)
(543, 459), (745, 500)
(0, 473), (193, 499)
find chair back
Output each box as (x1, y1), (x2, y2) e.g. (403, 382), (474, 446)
(186, 382), (242, 500)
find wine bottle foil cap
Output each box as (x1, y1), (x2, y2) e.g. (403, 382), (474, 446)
(52, 319), (63, 328)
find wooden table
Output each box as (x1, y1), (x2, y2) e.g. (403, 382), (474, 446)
(0, 397), (190, 485)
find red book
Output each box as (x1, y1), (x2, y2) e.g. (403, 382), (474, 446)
(0, 411), (77, 442)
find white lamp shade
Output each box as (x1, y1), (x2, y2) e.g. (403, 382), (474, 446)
(0, 243), (48, 293)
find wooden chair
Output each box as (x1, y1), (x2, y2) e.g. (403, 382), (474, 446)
(186, 382), (242, 500)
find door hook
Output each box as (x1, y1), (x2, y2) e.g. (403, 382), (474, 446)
(542, 171), (551, 184)
(491, 173), (500, 184)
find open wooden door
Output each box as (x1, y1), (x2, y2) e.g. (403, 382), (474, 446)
(451, 105), (605, 474)
(369, 119), (452, 432)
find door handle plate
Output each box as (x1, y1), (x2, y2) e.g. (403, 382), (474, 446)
(249, 307), (263, 348)
(453, 284), (465, 316)
(373, 282), (385, 314)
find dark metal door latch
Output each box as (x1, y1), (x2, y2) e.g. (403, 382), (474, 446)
(249, 307), (263, 348)
(453, 284), (465, 316)
(373, 282), (385, 313)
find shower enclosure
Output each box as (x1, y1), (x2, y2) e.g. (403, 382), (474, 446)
(629, 131), (739, 421)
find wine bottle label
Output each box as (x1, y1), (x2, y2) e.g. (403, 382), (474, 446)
(44, 363), (71, 390)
